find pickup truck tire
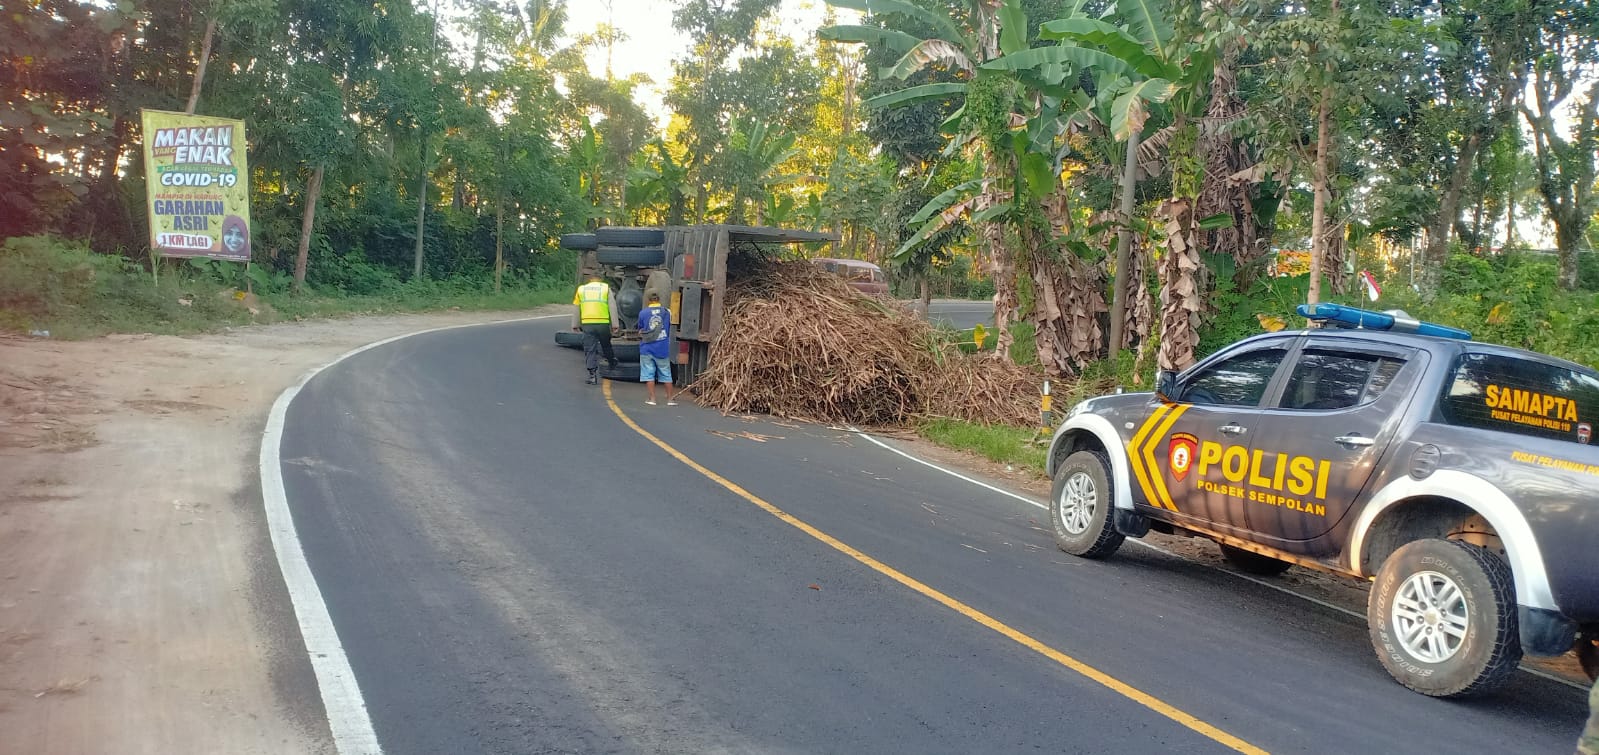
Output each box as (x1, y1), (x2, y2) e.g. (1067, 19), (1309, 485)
(595, 245), (665, 267)
(595, 227), (666, 247)
(1219, 544), (1292, 576)
(554, 331), (583, 349)
(1050, 450), (1124, 559)
(1367, 538), (1521, 698)
(560, 233), (599, 250)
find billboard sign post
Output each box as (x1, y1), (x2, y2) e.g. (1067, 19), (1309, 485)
(141, 109), (251, 261)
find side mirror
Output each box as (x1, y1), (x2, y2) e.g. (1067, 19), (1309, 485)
(1155, 370), (1180, 402)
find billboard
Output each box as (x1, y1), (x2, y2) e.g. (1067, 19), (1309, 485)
(141, 109), (251, 261)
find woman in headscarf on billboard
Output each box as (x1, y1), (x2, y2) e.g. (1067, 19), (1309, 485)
(221, 214), (250, 259)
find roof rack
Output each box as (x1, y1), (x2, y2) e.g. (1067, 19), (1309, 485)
(1296, 303), (1472, 341)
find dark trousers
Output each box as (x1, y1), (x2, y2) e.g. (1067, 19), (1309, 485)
(581, 323), (615, 371)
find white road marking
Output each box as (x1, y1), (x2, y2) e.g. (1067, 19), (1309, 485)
(847, 427), (1591, 694)
(260, 315), (563, 755)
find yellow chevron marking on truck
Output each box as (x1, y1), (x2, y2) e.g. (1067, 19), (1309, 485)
(1146, 405), (1190, 510)
(1125, 404), (1170, 511)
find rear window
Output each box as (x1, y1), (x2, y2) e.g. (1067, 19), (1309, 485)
(1440, 353), (1599, 445)
(1279, 352), (1405, 411)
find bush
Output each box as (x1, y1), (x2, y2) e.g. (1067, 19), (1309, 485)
(0, 236), (260, 337)
(1374, 253), (1599, 368)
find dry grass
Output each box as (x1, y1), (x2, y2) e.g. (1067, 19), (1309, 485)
(695, 260), (1041, 427)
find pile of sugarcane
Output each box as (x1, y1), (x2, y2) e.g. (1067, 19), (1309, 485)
(694, 260), (1040, 427)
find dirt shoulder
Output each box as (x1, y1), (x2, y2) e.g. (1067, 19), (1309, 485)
(0, 308), (561, 754)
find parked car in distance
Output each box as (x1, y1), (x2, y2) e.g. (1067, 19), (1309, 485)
(813, 257), (889, 296)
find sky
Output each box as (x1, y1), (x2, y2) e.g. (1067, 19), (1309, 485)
(560, 0), (858, 127)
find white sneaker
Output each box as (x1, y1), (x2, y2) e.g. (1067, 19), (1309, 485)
(645, 400), (657, 406)
(666, 400), (678, 406)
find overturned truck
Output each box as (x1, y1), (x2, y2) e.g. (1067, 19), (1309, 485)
(556, 224), (839, 386)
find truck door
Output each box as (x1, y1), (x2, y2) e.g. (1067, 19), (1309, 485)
(1137, 339), (1294, 538)
(1243, 344), (1421, 549)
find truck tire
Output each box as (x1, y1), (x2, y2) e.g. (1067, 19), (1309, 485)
(596, 245), (665, 267)
(1367, 538), (1521, 698)
(596, 227), (665, 247)
(1219, 544), (1292, 576)
(560, 233), (598, 251)
(1049, 450), (1124, 559)
(599, 362), (640, 382)
(609, 342), (640, 362)
(554, 331), (583, 349)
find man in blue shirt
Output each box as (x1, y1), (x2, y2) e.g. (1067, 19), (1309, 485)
(635, 292), (677, 406)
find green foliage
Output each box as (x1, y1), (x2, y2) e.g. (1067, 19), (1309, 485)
(0, 236), (259, 338)
(0, 236), (570, 339)
(919, 417), (1049, 474)
(1379, 253), (1599, 367)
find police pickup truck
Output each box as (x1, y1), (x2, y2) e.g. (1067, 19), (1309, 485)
(1046, 303), (1598, 698)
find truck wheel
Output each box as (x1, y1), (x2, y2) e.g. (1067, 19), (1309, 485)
(595, 245), (665, 267)
(1367, 538), (1521, 697)
(609, 342), (640, 363)
(599, 362), (640, 382)
(595, 227), (665, 247)
(560, 233), (598, 250)
(554, 331), (583, 349)
(1050, 450), (1123, 559)
(1219, 544), (1292, 576)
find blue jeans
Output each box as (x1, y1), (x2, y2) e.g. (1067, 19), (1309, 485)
(639, 355), (672, 383)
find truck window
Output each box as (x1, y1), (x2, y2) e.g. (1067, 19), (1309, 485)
(1440, 353), (1599, 445)
(1279, 352), (1404, 411)
(1180, 348), (1288, 407)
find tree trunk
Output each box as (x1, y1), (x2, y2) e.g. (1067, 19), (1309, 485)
(1108, 128), (1141, 353)
(1555, 218), (1582, 290)
(1504, 196), (1516, 250)
(494, 191), (505, 294)
(1421, 131), (1482, 288)
(185, 19), (217, 115)
(1157, 198), (1202, 372)
(1471, 195), (1485, 250)
(294, 165), (326, 293)
(413, 138), (428, 279)
(919, 275), (931, 316)
(1308, 84), (1333, 306)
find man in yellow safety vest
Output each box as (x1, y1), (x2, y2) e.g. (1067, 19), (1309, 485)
(573, 274), (618, 384)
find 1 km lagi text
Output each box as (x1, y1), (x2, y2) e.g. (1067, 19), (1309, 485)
(1170, 435), (1333, 517)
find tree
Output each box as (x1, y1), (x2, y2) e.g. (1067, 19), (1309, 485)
(722, 118), (801, 224)
(1517, 0), (1599, 289)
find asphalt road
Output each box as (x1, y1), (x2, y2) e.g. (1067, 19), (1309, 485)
(925, 299), (994, 331)
(278, 320), (1591, 754)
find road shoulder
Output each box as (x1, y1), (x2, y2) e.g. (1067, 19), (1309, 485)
(0, 309), (558, 754)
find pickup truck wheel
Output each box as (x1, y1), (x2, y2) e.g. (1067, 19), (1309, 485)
(554, 331), (583, 349)
(1219, 544), (1292, 576)
(1367, 538), (1521, 698)
(1049, 450), (1123, 559)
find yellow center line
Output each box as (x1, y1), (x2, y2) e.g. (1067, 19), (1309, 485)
(602, 382), (1267, 755)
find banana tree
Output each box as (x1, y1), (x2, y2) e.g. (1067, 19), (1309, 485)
(821, 0), (1026, 360)
(993, 0), (1226, 371)
(723, 117), (801, 225)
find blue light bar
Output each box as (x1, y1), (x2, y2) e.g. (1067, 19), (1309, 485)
(1296, 303), (1472, 341)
